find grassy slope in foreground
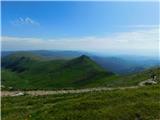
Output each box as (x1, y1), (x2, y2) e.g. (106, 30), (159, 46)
(2, 85), (160, 120)
(2, 53), (113, 90)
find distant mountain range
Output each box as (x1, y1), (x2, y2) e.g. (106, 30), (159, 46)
(2, 52), (113, 90)
(2, 50), (159, 74)
(1, 51), (159, 90)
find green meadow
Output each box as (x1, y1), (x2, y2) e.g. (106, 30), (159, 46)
(2, 85), (160, 120)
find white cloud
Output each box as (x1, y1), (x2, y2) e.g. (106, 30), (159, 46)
(118, 24), (159, 29)
(1, 28), (159, 56)
(11, 17), (40, 26)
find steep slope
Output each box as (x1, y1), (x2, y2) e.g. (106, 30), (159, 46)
(2, 53), (113, 90)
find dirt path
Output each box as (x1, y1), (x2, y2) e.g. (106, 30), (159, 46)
(1, 86), (139, 97)
(1, 78), (157, 97)
(139, 78), (157, 86)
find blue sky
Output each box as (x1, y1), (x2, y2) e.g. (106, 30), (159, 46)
(1, 1), (159, 57)
(2, 1), (159, 38)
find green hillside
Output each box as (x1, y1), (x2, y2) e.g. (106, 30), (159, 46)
(2, 53), (113, 90)
(83, 67), (160, 88)
(2, 85), (160, 120)
(2, 52), (159, 90)
(2, 53), (160, 120)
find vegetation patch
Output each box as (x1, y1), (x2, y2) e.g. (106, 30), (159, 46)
(2, 85), (160, 120)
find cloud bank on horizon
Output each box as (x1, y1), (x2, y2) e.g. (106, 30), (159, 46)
(2, 27), (159, 57)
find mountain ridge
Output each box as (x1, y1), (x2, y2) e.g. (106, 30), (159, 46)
(2, 53), (114, 90)
(2, 50), (159, 74)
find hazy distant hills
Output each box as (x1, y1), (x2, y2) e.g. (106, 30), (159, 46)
(2, 50), (159, 74)
(90, 56), (159, 74)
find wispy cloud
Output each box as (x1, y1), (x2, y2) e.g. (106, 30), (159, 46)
(11, 17), (40, 26)
(2, 28), (159, 56)
(118, 24), (159, 29)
